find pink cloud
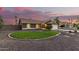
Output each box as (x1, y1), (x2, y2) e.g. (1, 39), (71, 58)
(45, 12), (64, 16)
(14, 7), (32, 12)
(0, 7), (5, 13)
(70, 12), (79, 15)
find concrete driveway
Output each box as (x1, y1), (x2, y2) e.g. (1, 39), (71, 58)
(0, 30), (79, 51)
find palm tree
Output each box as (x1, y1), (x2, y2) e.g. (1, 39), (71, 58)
(15, 16), (18, 25)
(68, 18), (72, 28)
(53, 17), (60, 29)
(15, 16), (22, 30)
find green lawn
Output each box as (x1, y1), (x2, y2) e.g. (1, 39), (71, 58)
(10, 31), (59, 40)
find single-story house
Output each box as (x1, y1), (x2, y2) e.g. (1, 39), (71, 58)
(17, 18), (58, 30)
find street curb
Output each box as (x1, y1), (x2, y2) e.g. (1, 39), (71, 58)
(8, 32), (15, 39)
(8, 32), (61, 40)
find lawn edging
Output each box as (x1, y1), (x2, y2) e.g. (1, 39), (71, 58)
(8, 31), (61, 40)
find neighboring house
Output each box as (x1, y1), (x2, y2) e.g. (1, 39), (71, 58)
(17, 18), (58, 30)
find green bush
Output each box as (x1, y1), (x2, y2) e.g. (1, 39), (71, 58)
(46, 25), (52, 30)
(0, 23), (3, 29)
(77, 26), (79, 29)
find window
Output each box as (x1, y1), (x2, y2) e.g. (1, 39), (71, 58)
(22, 23), (27, 28)
(38, 24), (41, 28)
(30, 24), (36, 28)
(47, 24), (52, 26)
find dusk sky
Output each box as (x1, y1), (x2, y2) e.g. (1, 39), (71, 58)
(32, 7), (79, 15)
(1, 7), (79, 15)
(0, 7), (79, 25)
(3, 7), (79, 15)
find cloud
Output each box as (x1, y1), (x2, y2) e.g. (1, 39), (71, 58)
(14, 7), (32, 12)
(0, 7), (50, 25)
(0, 7), (5, 13)
(45, 12), (64, 17)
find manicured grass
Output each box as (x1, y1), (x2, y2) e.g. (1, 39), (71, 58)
(10, 31), (59, 40)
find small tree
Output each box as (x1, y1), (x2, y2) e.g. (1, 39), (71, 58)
(46, 24), (52, 30)
(73, 24), (77, 27)
(75, 24), (79, 30)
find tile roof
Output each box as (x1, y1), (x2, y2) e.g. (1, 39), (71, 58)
(19, 18), (45, 24)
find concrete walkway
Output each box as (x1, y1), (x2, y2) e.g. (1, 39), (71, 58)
(0, 31), (79, 51)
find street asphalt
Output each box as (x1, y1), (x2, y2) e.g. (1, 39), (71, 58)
(0, 30), (79, 51)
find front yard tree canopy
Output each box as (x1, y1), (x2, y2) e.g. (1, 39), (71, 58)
(0, 15), (3, 28)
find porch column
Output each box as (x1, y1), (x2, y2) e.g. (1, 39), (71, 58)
(36, 24), (39, 29)
(27, 24), (30, 29)
(45, 24), (47, 27)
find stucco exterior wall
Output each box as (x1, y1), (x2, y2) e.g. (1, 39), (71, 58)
(22, 23), (58, 30)
(51, 25), (58, 30)
(22, 24), (41, 30)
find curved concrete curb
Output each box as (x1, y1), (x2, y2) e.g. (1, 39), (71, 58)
(8, 32), (15, 39)
(8, 32), (61, 40)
